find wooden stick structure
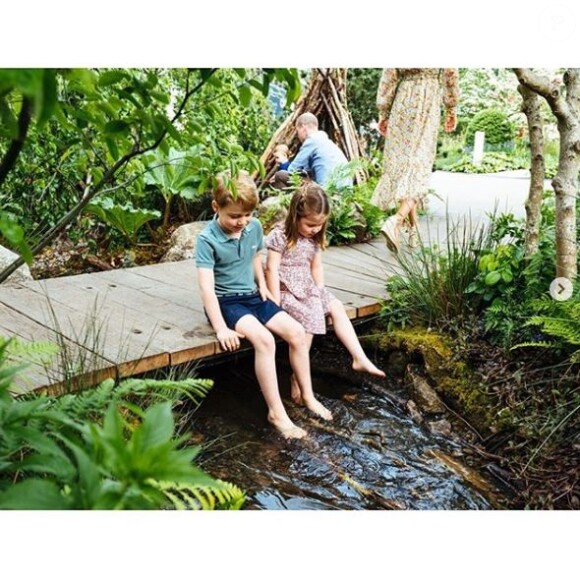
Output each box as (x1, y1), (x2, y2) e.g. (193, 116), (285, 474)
(257, 69), (367, 188)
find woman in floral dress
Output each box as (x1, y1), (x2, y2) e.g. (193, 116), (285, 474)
(372, 68), (459, 252)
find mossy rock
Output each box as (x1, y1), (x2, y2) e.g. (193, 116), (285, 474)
(367, 326), (495, 432)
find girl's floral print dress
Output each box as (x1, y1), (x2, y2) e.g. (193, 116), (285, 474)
(371, 68), (459, 210)
(265, 226), (335, 335)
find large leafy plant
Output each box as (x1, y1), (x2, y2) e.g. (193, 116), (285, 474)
(84, 197), (161, 244)
(325, 161), (383, 245)
(143, 147), (205, 227)
(0, 341), (245, 510)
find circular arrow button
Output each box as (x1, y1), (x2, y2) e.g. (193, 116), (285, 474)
(549, 277), (573, 302)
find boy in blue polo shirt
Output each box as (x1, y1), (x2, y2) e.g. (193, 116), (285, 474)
(196, 173), (328, 439)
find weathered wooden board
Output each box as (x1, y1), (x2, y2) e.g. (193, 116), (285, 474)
(323, 246), (388, 281)
(0, 237), (392, 393)
(0, 301), (117, 394)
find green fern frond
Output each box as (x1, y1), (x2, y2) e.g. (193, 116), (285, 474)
(4, 338), (59, 364)
(527, 316), (580, 346)
(117, 377), (214, 408)
(52, 377), (214, 422)
(154, 479), (246, 510)
(510, 341), (554, 351)
(0, 339), (27, 395)
(516, 296), (580, 361)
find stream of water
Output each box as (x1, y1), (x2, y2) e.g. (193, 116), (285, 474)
(189, 336), (503, 510)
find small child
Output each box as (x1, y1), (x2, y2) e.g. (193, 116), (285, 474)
(273, 143), (291, 171)
(265, 183), (385, 420)
(195, 173), (329, 439)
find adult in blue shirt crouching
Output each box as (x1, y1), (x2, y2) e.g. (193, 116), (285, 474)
(272, 112), (352, 190)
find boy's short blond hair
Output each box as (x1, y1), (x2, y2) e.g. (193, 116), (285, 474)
(274, 144), (290, 156)
(213, 172), (259, 211)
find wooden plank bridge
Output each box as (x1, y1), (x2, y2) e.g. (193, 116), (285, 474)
(0, 237), (398, 395)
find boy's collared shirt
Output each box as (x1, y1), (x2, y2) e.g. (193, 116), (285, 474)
(287, 130), (352, 188)
(195, 215), (263, 296)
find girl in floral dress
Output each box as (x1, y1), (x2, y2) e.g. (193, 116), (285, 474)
(373, 68), (459, 252)
(265, 183), (385, 420)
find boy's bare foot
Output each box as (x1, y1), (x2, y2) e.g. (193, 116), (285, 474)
(268, 414), (307, 439)
(352, 357), (386, 378)
(290, 374), (303, 404)
(302, 396), (333, 421)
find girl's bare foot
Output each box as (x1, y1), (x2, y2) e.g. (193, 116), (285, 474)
(290, 373), (303, 405)
(353, 357), (386, 378)
(268, 414), (307, 439)
(302, 396), (333, 421)
(289, 375), (332, 420)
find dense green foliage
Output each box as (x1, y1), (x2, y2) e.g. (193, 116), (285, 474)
(380, 215), (493, 333)
(381, 190), (579, 350)
(441, 152), (528, 174)
(0, 68), (301, 265)
(520, 293), (580, 363)
(0, 339), (245, 510)
(346, 68), (382, 132)
(457, 69), (521, 132)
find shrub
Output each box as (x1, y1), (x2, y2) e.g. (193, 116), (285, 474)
(380, 214), (493, 334)
(466, 201), (559, 348)
(443, 152), (528, 174)
(465, 108), (516, 147)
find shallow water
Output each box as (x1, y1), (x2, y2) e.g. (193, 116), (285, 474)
(189, 336), (502, 510)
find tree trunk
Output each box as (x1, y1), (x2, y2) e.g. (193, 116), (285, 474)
(514, 68), (579, 281)
(517, 83), (545, 258)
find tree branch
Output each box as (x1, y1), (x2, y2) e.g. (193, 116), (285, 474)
(513, 68), (569, 121)
(0, 97), (32, 188)
(0, 69), (219, 284)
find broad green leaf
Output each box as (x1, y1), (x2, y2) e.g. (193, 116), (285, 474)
(136, 402), (174, 449)
(0, 479), (70, 509)
(0, 215), (33, 264)
(238, 85), (252, 107)
(485, 271), (501, 286)
(96, 101), (120, 118)
(36, 69), (58, 127)
(159, 115), (182, 144)
(104, 137), (119, 160)
(97, 70), (129, 87)
(67, 68), (98, 96)
(104, 119), (130, 135)
(150, 90), (170, 104)
(84, 197), (160, 242)
(501, 270), (513, 283)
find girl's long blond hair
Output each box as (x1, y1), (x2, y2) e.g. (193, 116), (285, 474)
(284, 182), (330, 249)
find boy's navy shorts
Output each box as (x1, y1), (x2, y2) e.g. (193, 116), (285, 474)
(217, 291), (284, 330)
